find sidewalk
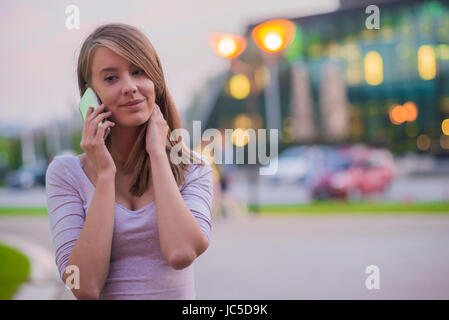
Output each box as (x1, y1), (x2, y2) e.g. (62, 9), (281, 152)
(0, 217), (75, 300)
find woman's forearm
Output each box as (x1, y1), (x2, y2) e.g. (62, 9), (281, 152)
(150, 152), (208, 270)
(64, 173), (116, 299)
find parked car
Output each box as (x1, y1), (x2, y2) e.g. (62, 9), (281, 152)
(306, 146), (353, 199)
(265, 146), (310, 184)
(5, 159), (48, 189)
(308, 145), (396, 201)
(301, 144), (337, 189)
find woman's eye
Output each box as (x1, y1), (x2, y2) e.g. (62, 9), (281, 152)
(105, 76), (116, 82)
(104, 69), (144, 82)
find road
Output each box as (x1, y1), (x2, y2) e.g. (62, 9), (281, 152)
(1, 214), (448, 299)
(1, 169), (449, 207)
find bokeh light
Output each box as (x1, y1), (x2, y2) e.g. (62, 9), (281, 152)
(389, 104), (407, 125)
(210, 33), (246, 59)
(440, 135), (449, 149)
(229, 74), (250, 99)
(218, 37), (237, 57)
(418, 45), (436, 80)
(233, 114), (253, 129)
(231, 128), (251, 146)
(416, 134), (431, 151)
(264, 32), (283, 52)
(403, 101), (418, 122)
(442, 118), (449, 135)
(252, 19), (296, 53)
(364, 51), (383, 86)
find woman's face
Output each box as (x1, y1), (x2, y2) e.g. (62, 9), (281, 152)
(89, 46), (154, 127)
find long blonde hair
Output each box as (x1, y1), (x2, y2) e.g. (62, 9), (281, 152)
(77, 23), (204, 196)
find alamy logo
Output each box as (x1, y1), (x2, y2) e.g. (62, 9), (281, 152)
(65, 5), (80, 30)
(65, 265), (80, 290)
(365, 265), (380, 290)
(169, 121), (279, 175)
(365, 5), (380, 30)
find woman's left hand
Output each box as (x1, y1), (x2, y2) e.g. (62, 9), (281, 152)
(146, 103), (169, 157)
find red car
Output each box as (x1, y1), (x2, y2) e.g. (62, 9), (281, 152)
(311, 145), (395, 200)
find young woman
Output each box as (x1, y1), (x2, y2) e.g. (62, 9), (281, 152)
(45, 23), (213, 300)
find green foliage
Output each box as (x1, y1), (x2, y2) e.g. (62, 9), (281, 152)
(0, 207), (48, 216)
(7, 138), (22, 170)
(0, 243), (31, 300)
(0, 136), (9, 163)
(71, 130), (83, 154)
(248, 201), (449, 214)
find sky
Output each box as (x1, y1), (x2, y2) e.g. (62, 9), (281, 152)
(0, 0), (339, 133)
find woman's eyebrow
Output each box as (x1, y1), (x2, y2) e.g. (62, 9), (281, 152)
(99, 64), (138, 74)
(99, 67), (119, 74)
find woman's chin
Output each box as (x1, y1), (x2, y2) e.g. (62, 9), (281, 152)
(114, 119), (146, 128)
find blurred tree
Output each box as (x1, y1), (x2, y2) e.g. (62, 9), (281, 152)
(0, 136), (9, 164)
(41, 134), (49, 159)
(0, 136), (9, 186)
(71, 130), (83, 154)
(7, 138), (22, 170)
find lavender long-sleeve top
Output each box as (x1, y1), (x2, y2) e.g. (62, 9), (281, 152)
(45, 152), (213, 299)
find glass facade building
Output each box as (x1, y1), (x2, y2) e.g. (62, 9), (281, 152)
(197, 0), (449, 155)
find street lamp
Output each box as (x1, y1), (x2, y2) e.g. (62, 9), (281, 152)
(208, 32), (248, 151)
(210, 32), (246, 59)
(251, 19), (296, 135)
(209, 32), (261, 214)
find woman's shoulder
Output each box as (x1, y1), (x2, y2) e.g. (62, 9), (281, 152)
(185, 151), (212, 174)
(48, 153), (79, 168)
(181, 151), (213, 188)
(46, 153), (83, 183)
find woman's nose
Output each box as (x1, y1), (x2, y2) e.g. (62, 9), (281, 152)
(122, 75), (138, 95)
(125, 87), (137, 95)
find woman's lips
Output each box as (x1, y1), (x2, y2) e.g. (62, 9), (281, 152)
(121, 99), (145, 110)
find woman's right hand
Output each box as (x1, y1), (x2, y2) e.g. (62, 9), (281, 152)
(80, 104), (116, 176)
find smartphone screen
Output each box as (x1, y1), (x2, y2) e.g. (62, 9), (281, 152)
(79, 87), (110, 139)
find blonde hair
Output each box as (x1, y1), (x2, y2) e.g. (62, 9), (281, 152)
(77, 23), (204, 197)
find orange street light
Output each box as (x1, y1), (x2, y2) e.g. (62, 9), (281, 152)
(251, 19), (296, 134)
(251, 19), (296, 53)
(389, 104), (407, 125)
(389, 102), (419, 125)
(403, 101), (418, 122)
(209, 33), (246, 59)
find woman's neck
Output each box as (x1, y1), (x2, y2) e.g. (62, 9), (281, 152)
(108, 124), (143, 171)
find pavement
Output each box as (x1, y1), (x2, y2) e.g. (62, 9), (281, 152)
(0, 216), (75, 300)
(1, 213), (449, 299)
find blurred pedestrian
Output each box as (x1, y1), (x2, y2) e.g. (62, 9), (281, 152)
(216, 164), (248, 218)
